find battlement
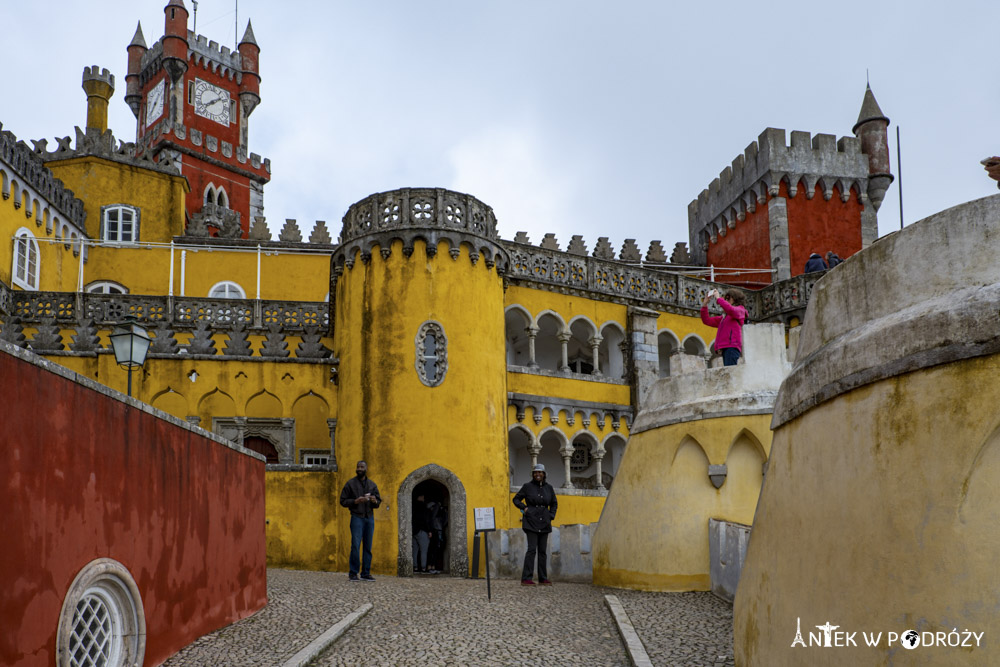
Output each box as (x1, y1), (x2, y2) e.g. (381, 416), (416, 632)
(188, 31), (243, 80)
(688, 127), (871, 257)
(82, 66), (115, 88)
(508, 232), (691, 266)
(0, 122), (86, 229)
(31, 125), (178, 177)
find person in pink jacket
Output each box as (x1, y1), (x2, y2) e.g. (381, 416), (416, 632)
(700, 288), (748, 366)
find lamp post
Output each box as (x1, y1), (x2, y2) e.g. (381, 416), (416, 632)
(110, 316), (151, 397)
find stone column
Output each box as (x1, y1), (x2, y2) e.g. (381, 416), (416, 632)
(628, 306), (660, 410)
(593, 450), (606, 491)
(557, 331), (571, 373)
(560, 444), (575, 489)
(767, 194), (791, 281)
(327, 418), (338, 470)
(526, 325), (539, 369)
(589, 335), (603, 377)
(528, 443), (541, 467)
(233, 416), (247, 446)
(280, 417), (295, 464)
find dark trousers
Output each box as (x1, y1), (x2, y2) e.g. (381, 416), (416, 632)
(349, 514), (375, 576)
(721, 347), (741, 366)
(521, 530), (549, 581)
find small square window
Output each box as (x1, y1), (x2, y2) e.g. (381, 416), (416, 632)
(101, 205), (139, 244)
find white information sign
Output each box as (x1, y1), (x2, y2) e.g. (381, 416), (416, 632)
(474, 507), (496, 532)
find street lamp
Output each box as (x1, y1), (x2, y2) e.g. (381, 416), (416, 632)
(110, 316), (151, 397)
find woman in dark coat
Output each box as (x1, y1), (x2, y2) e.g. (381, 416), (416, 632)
(513, 463), (558, 585)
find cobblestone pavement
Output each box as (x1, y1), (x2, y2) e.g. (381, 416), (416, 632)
(164, 569), (734, 666)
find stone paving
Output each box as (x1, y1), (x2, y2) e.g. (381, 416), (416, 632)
(164, 569), (735, 666)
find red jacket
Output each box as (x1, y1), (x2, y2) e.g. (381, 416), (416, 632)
(700, 297), (746, 352)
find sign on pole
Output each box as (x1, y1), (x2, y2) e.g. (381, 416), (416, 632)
(473, 507), (496, 600)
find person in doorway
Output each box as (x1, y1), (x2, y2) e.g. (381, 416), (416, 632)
(700, 288), (748, 367)
(513, 463), (558, 586)
(425, 500), (448, 574)
(805, 252), (828, 272)
(339, 460), (381, 582)
(412, 493), (432, 574)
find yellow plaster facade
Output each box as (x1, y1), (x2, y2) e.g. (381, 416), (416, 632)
(593, 414), (772, 591)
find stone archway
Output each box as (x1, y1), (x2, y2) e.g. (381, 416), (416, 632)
(397, 464), (468, 577)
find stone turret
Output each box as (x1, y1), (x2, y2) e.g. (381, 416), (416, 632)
(124, 22), (147, 119)
(81, 66), (115, 134)
(238, 21), (261, 117)
(852, 83), (894, 211)
(162, 0), (189, 82)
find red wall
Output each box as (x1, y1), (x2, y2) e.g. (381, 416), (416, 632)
(785, 181), (863, 276)
(705, 199), (773, 288)
(0, 347), (267, 666)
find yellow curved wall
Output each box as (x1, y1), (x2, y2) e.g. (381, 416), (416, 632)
(592, 414), (772, 591)
(734, 356), (1000, 666)
(331, 238), (510, 574)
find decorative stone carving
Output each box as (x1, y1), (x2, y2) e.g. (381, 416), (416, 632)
(619, 239), (642, 262)
(670, 242), (691, 265)
(260, 324), (290, 358)
(645, 241), (667, 263)
(513, 231), (531, 244)
(592, 237), (615, 260)
(567, 235), (588, 256)
(296, 327), (332, 359)
(540, 233), (560, 251)
(28, 318), (63, 352)
(188, 321), (217, 355)
(0, 316), (28, 348)
(148, 322), (177, 354)
(279, 219), (302, 243)
(70, 320), (101, 352)
(248, 217), (271, 241)
(223, 323), (253, 356)
(309, 220), (332, 244)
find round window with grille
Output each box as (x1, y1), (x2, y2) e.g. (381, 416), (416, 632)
(57, 559), (145, 667)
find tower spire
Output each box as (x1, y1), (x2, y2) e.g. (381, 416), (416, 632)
(852, 83), (893, 211)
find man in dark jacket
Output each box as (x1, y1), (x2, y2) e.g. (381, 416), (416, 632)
(513, 463), (558, 586)
(804, 252), (828, 273)
(339, 460), (381, 582)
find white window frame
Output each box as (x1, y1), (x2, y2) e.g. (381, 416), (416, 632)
(101, 204), (139, 244)
(12, 227), (39, 290)
(86, 281), (129, 295)
(208, 280), (246, 299)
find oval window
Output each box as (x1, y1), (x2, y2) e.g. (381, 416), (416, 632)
(415, 321), (447, 387)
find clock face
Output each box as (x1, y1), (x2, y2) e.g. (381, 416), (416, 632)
(145, 78), (165, 127)
(194, 78), (231, 125)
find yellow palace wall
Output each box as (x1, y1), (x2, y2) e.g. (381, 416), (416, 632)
(593, 414), (772, 591)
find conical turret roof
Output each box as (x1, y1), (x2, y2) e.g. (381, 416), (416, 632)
(853, 84), (889, 133)
(129, 21), (147, 48)
(240, 20), (258, 47)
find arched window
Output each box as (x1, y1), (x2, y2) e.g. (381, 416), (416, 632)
(205, 188), (215, 205)
(86, 281), (129, 295)
(683, 335), (707, 356)
(415, 320), (448, 387)
(217, 189), (228, 209)
(12, 228), (39, 290)
(101, 205), (139, 243)
(208, 281), (246, 299)
(658, 330), (680, 377)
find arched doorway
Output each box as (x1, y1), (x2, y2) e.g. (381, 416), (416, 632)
(397, 464), (468, 577)
(412, 480), (449, 574)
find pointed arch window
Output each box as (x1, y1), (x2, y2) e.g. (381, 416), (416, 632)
(415, 320), (448, 387)
(12, 227), (39, 290)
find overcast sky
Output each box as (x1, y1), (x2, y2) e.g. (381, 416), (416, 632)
(4, 1), (999, 261)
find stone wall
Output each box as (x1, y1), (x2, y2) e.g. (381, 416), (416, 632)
(484, 523), (597, 583)
(708, 519), (750, 603)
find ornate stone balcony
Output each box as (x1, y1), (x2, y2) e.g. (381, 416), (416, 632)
(0, 287), (332, 361)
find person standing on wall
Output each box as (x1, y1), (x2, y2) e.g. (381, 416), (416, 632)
(513, 463), (558, 586)
(700, 288), (748, 367)
(339, 460), (381, 582)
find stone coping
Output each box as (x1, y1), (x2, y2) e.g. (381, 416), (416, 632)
(0, 338), (264, 463)
(773, 194), (1000, 427)
(507, 365), (629, 385)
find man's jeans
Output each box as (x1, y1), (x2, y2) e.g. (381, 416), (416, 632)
(350, 514), (375, 576)
(412, 529), (430, 570)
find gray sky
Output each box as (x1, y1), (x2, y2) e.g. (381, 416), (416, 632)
(5, 1), (999, 261)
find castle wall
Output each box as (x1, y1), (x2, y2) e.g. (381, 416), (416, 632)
(705, 193), (772, 287)
(591, 414), (772, 591)
(332, 237), (510, 575)
(45, 155), (188, 241)
(0, 341), (266, 666)
(734, 194), (1000, 665)
(783, 181), (862, 274)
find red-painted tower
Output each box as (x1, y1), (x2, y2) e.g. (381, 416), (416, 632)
(126, 0), (270, 238)
(687, 84), (892, 287)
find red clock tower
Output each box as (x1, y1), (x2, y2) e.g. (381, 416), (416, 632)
(124, 0), (269, 238)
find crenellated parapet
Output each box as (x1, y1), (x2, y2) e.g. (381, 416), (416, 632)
(134, 116), (270, 179)
(0, 123), (87, 229)
(31, 125), (179, 176)
(333, 188), (508, 276)
(187, 32), (244, 81)
(688, 128), (871, 263)
(510, 232), (686, 265)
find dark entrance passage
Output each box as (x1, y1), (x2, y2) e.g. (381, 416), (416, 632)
(412, 479), (449, 574)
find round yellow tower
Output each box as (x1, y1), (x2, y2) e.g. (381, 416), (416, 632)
(330, 188), (510, 576)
